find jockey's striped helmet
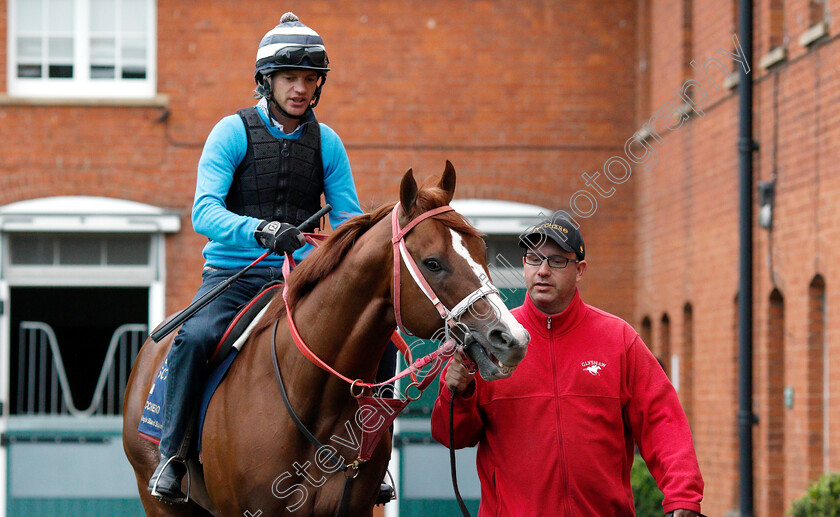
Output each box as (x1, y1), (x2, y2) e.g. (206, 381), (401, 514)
(254, 12), (330, 84)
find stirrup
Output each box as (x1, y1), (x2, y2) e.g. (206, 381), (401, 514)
(375, 469), (397, 506)
(150, 456), (191, 504)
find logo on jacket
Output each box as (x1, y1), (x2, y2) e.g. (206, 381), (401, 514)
(581, 360), (606, 376)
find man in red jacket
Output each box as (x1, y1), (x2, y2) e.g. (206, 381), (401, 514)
(431, 211), (704, 516)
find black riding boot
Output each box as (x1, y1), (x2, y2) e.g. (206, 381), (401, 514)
(148, 453), (188, 503)
(376, 482), (396, 505)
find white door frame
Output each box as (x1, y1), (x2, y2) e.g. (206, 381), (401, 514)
(0, 196), (179, 515)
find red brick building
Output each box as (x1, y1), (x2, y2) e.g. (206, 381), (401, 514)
(0, 1), (835, 516)
(635, 1), (839, 515)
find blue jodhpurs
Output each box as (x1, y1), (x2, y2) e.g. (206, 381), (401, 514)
(159, 266), (282, 457)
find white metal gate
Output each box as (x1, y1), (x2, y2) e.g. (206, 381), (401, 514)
(15, 322), (147, 417)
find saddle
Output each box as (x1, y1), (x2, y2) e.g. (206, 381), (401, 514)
(208, 280), (283, 370)
(138, 281), (283, 447)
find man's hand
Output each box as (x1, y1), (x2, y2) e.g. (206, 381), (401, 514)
(255, 221), (305, 255)
(444, 352), (476, 395)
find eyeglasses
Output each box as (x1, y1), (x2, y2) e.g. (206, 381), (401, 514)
(274, 46), (329, 68)
(523, 252), (580, 269)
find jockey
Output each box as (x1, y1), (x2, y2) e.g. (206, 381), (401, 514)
(149, 13), (366, 501)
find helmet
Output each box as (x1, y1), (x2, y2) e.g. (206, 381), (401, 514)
(254, 12), (331, 84)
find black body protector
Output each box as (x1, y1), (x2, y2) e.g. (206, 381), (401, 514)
(226, 107), (323, 227)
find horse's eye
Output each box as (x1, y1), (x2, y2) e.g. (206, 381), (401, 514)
(423, 258), (442, 272)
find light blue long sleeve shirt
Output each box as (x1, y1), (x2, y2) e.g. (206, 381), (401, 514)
(192, 106), (362, 269)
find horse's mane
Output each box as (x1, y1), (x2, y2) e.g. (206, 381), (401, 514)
(286, 201), (396, 309)
(255, 180), (482, 333)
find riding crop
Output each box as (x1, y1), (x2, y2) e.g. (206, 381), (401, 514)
(150, 204), (332, 343)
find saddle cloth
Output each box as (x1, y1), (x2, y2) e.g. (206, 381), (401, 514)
(138, 282), (283, 449)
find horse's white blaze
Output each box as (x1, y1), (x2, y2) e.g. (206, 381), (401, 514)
(485, 291), (529, 344)
(449, 229), (487, 283)
(449, 230), (529, 345)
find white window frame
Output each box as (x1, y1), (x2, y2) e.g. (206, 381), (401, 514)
(0, 195), (179, 290)
(7, 0), (157, 99)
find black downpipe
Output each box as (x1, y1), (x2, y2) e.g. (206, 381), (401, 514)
(737, 0), (756, 515)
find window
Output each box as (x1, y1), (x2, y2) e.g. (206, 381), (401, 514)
(4, 232), (156, 284)
(807, 275), (826, 480)
(768, 0), (785, 50)
(0, 196), (180, 287)
(681, 303), (694, 424)
(640, 316), (652, 348)
(484, 235), (525, 270)
(9, 233), (151, 266)
(809, 0), (826, 27)
(682, 0), (693, 79)
(8, 0), (156, 98)
(659, 313), (671, 378)
(764, 289), (786, 512)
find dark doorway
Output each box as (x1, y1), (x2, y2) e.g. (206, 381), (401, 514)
(9, 287), (148, 415)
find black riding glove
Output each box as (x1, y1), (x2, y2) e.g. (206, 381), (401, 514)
(254, 221), (305, 255)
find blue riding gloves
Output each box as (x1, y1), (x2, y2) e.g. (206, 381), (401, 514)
(254, 220), (305, 255)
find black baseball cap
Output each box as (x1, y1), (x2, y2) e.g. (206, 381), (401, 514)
(518, 211), (585, 260)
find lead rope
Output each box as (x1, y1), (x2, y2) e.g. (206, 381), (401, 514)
(449, 386), (472, 517)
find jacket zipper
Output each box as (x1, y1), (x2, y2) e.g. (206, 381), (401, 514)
(547, 321), (572, 515)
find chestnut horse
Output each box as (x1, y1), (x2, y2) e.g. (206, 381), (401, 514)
(123, 163), (529, 516)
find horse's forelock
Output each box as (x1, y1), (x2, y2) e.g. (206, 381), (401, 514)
(412, 181), (449, 214)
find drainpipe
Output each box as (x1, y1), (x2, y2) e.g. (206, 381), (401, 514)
(737, 0), (757, 515)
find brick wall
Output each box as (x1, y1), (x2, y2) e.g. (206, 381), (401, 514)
(638, 0), (840, 514)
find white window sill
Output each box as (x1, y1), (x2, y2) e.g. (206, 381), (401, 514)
(724, 72), (740, 90)
(759, 46), (787, 69)
(0, 93), (169, 107)
(800, 21), (828, 47)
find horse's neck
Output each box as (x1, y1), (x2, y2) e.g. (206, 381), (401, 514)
(285, 218), (396, 393)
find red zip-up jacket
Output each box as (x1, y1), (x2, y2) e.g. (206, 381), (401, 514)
(431, 290), (703, 516)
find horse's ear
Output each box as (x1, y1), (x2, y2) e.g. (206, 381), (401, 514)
(439, 160), (456, 204)
(400, 168), (418, 216)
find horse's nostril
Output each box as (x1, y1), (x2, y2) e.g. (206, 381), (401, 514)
(491, 329), (513, 346)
